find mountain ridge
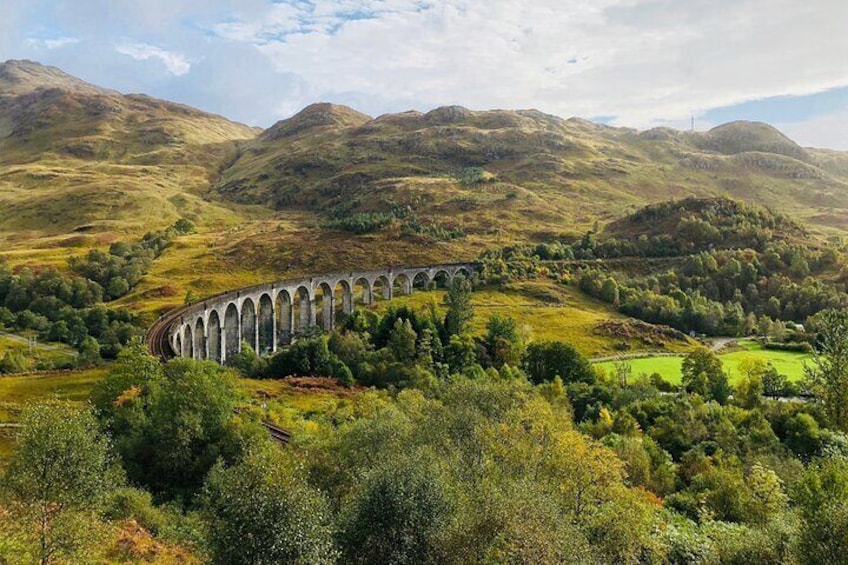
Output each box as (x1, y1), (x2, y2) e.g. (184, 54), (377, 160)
(2, 60), (848, 296)
(212, 100), (848, 239)
(0, 60), (259, 238)
(0, 59), (113, 97)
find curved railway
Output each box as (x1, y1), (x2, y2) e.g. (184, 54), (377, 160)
(145, 263), (479, 447)
(146, 307), (183, 361)
(147, 300), (295, 445)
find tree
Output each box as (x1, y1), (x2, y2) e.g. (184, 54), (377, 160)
(784, 413), (822, 459)
(746, 464), (787, 525)
(762, 366), (792, 398)
(681, 348), (731, 404)
(105, 276), (129, 300)
(445, 333), (478, 373)
(388, 318), (418, 363)
(76, 335), (102, 367)
(484, 314), (523, 369)
(227, 341), (265, 377)
(523, 341), (595, 385)
(601, 278), (620, 307)
(2, 403), (114, 565)
(90, 337), (162, 438)
(139, 359), (243, 499)
(793, 458), (848, 562)
(96, 354), (247, 500)
(805, 308), (848, 432)
(203, 445), (337, 565)
(736, 357), (768, 408)
(443, 276), (473, 337)
(339, 459), (452, 565)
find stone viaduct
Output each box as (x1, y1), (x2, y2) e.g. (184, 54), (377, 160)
(147, 263), (478, 364)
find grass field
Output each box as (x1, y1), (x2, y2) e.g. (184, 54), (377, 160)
(370, 281), (696, 357)
(595, 342), (812, 384)
(0, 367), (108, 460)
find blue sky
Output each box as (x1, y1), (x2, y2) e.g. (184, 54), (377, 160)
(2, 0), (847, 149)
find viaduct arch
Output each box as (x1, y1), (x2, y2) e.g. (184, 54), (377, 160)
(147, 263), (477, 364)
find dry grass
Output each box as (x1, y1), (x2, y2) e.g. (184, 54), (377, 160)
(370, 280), (696, 357)
(0, 367), (107, 460)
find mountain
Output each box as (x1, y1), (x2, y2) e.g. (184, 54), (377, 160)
(2, 61), (848, 313)
(0, 60), (259, 237)
(215, 105), (848, 241)
(693, 121), (810, 161)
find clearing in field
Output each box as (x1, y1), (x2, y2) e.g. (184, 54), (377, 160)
(595, 342), (811, 384)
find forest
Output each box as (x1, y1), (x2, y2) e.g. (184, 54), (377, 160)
(3, 198), (848, 563)
(0, 220), (193, 372)
(3, 271), (848, 563)
(480, 198), (847, 338)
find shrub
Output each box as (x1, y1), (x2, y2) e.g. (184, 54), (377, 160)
(523, 341), (595, 385)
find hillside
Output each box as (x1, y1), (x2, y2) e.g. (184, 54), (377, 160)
(2, 61), (848, 316)
(0, 60), (260, 240)
(602, 196), (810, 247)
(215, 105), (848, 242)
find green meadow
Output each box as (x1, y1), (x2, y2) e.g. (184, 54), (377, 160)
(595, 341), (812, 384)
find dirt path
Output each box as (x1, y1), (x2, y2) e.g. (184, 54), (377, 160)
(708, 337), (745, 352)
(0, 330), (69, 353)
(591, 337), (744, 362)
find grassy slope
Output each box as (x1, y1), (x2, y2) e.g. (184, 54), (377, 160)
(1, 64), (847, 328)
(0, 61), (261, 270)
(371, 280), (696, 357)
(0, 367), (107, 459)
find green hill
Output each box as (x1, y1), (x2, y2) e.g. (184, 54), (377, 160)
(0, 60), (260, 239)
(602, 196), (810, 248)
(2, 60), (848, 314)
(215, 103), (848, 243)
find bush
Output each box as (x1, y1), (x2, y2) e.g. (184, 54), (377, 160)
(227, 342), (266, 377)
(326, 212), (394, 234)
(763, 340), (814, 353)
(0, 349), (29, 374)
(172, 218), (195, 234)
(523, 341), (595, 385)
(104, 487), (167, 535)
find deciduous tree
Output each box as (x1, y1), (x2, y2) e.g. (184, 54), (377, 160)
(2, 403), (114, 565)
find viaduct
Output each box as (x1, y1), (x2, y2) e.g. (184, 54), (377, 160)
(146, 263), (478, 363)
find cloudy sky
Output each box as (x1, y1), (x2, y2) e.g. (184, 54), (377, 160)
(2, 0), (846, 149)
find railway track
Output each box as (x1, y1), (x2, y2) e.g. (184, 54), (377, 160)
(145, 306), (186, 362)
(262, 421), (292, 445)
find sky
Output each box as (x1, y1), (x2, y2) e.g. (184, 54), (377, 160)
(2, 0), (847, 149)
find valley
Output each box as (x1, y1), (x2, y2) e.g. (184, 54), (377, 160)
(1, 60), (848, 564)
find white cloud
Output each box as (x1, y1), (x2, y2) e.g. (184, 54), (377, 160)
(116, 42), (191, 76)
(3, 0), (847, 148)
(25, 36), (80, 50)
(208, 0), (848, 132)
(778, 110), (848, 151)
